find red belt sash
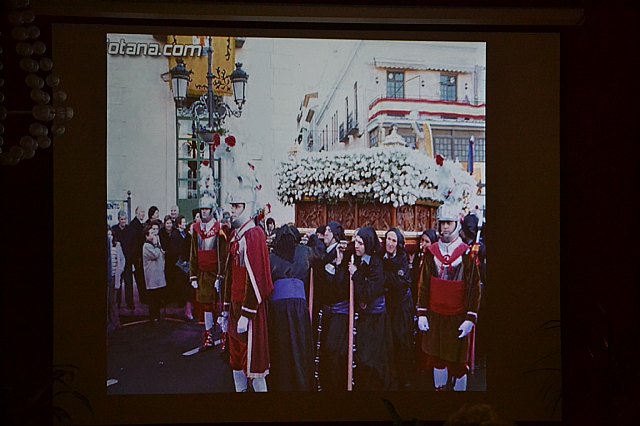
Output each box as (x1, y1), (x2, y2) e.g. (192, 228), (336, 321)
(197, 249), (218, 272)
(429, 277), (465, 315)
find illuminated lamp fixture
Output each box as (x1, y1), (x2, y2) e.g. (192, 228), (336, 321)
(161, 58), (192, 104)
(230, 63), (248, 109)
(162, 36), (248, 136)
(161, 36), (249, 208)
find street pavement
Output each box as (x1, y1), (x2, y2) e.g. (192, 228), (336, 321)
(108, 283), (234, 394)
(107, 318), (234, 394)
(107, 285), (485, 393)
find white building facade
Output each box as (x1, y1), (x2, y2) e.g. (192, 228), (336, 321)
(298, 41), (487, 209)
(107, 37), (485, 226)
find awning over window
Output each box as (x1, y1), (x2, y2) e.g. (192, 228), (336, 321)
(373, 59), (471, 74)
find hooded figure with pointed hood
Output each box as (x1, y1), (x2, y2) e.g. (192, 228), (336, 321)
(416, 203), (481, 391)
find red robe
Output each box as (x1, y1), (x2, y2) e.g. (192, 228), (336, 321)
(224, 220), (273, 378)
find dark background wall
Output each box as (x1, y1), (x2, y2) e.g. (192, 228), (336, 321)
(1, 1), (638, 425)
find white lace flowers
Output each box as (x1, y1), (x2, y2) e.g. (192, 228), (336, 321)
(276, 146), (479, 208)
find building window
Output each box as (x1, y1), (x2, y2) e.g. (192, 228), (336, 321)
(440, 74), (457, 101)
(353, 82), (358, 126)
(404, 135), (417, 149)
(176, 117), (220, 215)
(369, 129), (378, 148)
(474, 138), (486, 161)
(324, 125), (328, 151)
(434, 137), (452, 158)
(434, 135), (486, 162)
(386, 71), (404, 98)
(345, 96), (349, 123)
(453, 138), (469, 160)
(331, 111), (338, 148)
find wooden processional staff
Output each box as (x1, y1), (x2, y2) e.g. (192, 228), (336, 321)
(347, 255), (355, 391)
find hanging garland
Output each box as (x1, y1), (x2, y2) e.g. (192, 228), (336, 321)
(0, 0), (74, 166)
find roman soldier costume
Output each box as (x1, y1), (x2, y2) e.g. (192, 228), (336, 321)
(220, 177), (273, 392)
(416, 203), (481, 391)
(189, 192), (227, 351)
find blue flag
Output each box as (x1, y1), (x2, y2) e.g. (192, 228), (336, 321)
(467, 136), (475, 175)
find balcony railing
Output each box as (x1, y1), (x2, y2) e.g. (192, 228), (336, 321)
(347, 112), (358, 136)
(368, 96), (486, 122)
(368, 94), (486, 110)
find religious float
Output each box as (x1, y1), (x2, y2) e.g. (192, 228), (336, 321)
(276, 129), (480, 252)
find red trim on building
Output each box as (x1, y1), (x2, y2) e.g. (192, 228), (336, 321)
(369, 110), (485, 121)
(368, 97), (486, 110)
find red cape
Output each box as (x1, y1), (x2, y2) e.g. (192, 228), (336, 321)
(242, 226), (274, 302)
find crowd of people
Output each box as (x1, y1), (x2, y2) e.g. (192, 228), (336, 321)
(107, 204), (195, 329)
(107, 192), (486, 393)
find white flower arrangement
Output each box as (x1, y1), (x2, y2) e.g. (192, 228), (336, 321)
(276, 147), (480, 208)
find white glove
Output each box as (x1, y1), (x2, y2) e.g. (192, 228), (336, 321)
(418, 316), (429, 332)
(190, 279), (198, 289)
(214, 275), (224, 293)
(217, 315), (228, 333)
(237, 316), (249, 334)
(458, 320), (475, 338)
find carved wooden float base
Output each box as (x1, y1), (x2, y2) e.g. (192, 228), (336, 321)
(295, 198), (440, 253)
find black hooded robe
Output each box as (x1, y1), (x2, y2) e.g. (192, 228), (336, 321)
(268, 245), (315, 391)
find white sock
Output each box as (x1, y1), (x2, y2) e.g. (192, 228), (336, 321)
(204, 311), (214, 331)
(453, 374), (467, 391)
(434, 367), (448, 388)
(233, 370), (247, 392)
(252, 377), (268, 392)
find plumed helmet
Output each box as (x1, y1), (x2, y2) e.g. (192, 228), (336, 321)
(436, 203), (462, 222)
(436, 202), (463, 242)
(226, 176), (256, 206)
(227, 176), (257, 228)
(198, 193), (216, 210)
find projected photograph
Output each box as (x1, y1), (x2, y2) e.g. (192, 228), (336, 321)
(106, 34), (487, 394)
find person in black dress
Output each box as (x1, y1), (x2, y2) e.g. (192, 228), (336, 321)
(319, 225), (392, 390)
(382, 227), (414, 389)
(267, 224), (318, 391)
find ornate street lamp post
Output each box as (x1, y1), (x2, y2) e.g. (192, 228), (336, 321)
(163, 36), (248, 207)
(164, 38), (248, 133)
